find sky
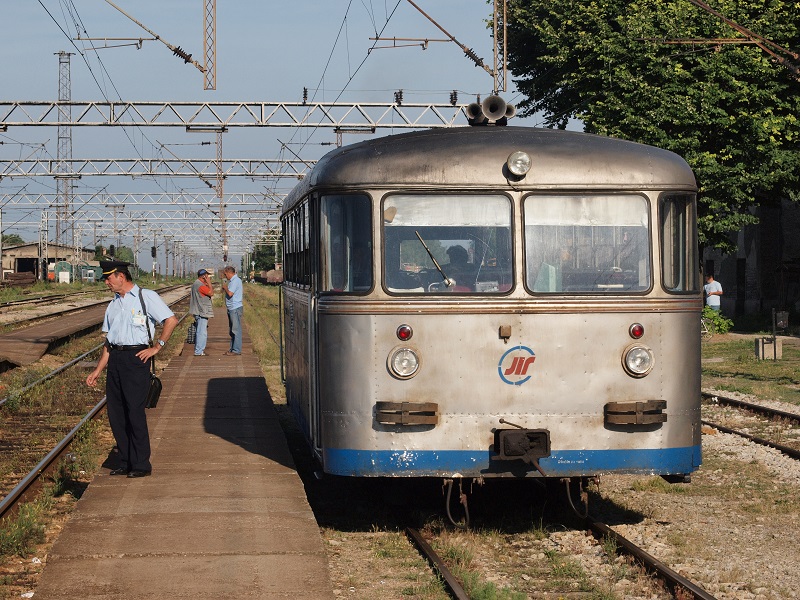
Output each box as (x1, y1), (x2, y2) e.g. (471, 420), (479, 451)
(0, 0), (545, 269)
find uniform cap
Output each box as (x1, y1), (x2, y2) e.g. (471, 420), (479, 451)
(198, 268), (209, 277)
(100, 260), (131, 279)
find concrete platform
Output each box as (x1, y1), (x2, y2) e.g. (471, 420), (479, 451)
(33, 312), (334, 599)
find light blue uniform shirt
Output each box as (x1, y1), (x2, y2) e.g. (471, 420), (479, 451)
(103, 285), (175, 345)
(225, 274), (243, 311)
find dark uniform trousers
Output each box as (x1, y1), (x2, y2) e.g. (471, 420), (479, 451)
(106, 349), (152, 472)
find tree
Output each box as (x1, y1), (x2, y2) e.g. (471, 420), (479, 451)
(114, 246), (135, 264)
(2, 234), (25, 246)
(505, 0), (800, 250)
(251, 239), (282, 272)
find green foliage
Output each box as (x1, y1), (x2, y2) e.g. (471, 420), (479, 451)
(703, 305), (734, 333)
(251, 239), (282, 272)
(1, 234), (25, 246)
(63, 420), (103, 479)
(506, 0), (800, 249)
(0, 501), (49, 558)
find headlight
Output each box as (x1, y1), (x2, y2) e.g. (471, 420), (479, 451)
(388, 347), (419, 379)
(507, 151), (532, 177)
(623, 345), (654, 377)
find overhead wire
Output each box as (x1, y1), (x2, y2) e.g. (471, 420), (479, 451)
(26, 0), (215, 252)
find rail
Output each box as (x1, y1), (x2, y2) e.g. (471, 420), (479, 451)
(0, 304), (191, 520)
(586, 516), (718, 600)
(0, 398), (106, 520)
(405, 527), (469, 600)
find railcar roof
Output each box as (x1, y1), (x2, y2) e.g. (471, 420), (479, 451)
(282, 126), (696, 213)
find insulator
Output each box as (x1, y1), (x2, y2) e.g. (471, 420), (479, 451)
(303, 87), (308, 105)
(450, 90), (458, 106)
(464, 47), (481, 65)
(394, 90), (403, 105)
(172, 46), (192, 63)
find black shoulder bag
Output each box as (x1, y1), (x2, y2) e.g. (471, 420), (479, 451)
(138, 290), (163, 409)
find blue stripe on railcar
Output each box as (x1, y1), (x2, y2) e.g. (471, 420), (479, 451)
(323, 445), (702, 477)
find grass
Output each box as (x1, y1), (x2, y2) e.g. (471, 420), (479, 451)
(0, 415), (107, 558)
(242, 284), (284, 403)
(702, 335), (800, 406)
(0, 500), (50, 558)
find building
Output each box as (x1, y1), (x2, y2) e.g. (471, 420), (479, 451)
(703, 198), (800, 318)
(1, 243), (96, 281)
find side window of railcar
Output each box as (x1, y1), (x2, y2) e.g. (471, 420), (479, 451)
(382, 194), (513, 294)
(660, 193), (700, 292)
(524, 194), (651, 293)
(320, 194), (372, 293)
(281, 200), (311, 288)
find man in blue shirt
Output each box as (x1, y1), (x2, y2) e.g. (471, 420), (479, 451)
(86, 260), (178, 478)
(221, 265), (243, 355)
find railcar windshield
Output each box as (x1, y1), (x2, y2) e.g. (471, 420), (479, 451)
(524, 194), (651, 293)
(383, 194), (513, 294)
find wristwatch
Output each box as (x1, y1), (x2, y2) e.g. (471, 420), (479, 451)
(157, 339), (166, 347)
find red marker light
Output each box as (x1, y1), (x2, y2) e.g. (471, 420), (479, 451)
(629, 323), (644, 339)
(396, 324), (413, 341)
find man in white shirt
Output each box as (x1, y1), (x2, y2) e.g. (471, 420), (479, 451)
(704, 274), (723, 312)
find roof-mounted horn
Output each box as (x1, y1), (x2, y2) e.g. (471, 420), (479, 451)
(467, 95), (516, 126)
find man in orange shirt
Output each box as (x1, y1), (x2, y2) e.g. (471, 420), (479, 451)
(189, 269), (214, 356)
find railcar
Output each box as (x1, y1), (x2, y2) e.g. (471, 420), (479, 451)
(280, 97), (701, 507)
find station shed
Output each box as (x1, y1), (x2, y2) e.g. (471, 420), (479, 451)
(0, 242), (95, 280)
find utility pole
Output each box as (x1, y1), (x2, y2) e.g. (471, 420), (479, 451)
(39, 211), (49, 281)
(152, 231), (158, 283)
(218, 130), (228, 262)
(55, 51), (75, 248)
(203, 0), (216, 90)
(492, 0), (507, 94)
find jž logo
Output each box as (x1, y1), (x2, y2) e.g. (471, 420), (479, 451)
(498, 345), (536, 385)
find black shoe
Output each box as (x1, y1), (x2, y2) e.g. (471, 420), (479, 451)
(127, 470), (152, 478)
(109, 468), (129, 476)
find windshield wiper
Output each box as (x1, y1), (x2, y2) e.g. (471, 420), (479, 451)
(415, 231), (453, 287)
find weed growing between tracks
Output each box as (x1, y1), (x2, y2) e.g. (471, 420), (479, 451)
(0, 500), (50, 558)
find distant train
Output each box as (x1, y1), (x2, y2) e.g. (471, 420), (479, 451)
(280, 96), (702, 509)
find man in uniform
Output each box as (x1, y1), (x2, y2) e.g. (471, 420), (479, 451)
(86, 260), (178, 478)
(189, 268), (214, 356)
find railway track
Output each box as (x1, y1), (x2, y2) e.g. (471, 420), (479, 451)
(0, 397), (106, 521)
(0, 293), (190, 506)
(406, 518), (717, 600)
(0, 289), (101, 311)
(0, 284), (187, 329)
(701, 391), (800, 460)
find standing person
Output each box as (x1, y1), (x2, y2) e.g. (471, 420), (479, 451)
(86, 260), (178, 478)
(189, 268), (214, 356)
(704, 274), (723, 312)
(221, 265), (243, 355)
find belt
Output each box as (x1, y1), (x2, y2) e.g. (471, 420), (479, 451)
(108, 344), (149, 351)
